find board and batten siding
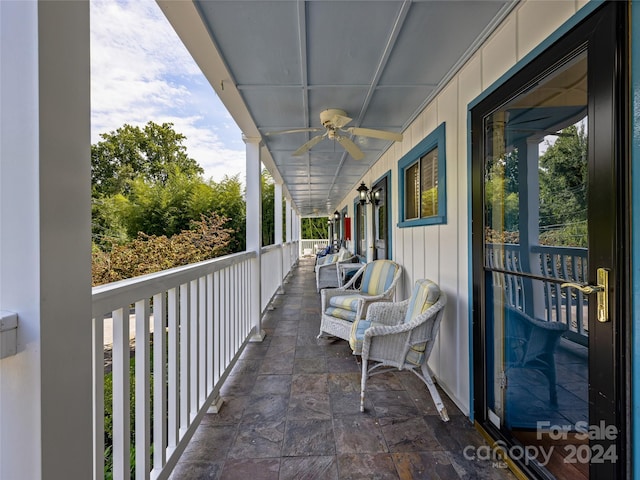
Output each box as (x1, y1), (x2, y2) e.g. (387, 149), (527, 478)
(339, 0), (591, 415)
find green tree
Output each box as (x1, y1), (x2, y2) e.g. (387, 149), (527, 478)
(119, 166), (208, 238)
(261, 170), (275, 246)
(301, 217), (329, 239)
(538, 124), (588, 246)
(91, 194), (130, 249)
(208, 175), (246, 253)
(91, 121), (203, 197)
(484, 148), (520, 235)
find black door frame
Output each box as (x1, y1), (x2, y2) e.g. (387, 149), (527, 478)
(470, 2), (630, 478)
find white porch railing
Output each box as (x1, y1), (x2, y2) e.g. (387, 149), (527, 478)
(485, 243), (588, 344)
(91, 244), (299, 480)
(261, 244), (281, 312)
(299, 238), (329, 256)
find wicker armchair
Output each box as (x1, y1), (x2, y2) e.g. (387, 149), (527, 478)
(318, 260), (402, 341)
(504, 306), (568, 405)
(349, 279), (449, 421)
(315, 249), (357, 292)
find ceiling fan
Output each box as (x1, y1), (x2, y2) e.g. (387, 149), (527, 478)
(265, 108), (403, 160)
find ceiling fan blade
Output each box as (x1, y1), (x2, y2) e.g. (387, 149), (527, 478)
(346, 127), (403, 142)
(265, 127), (324, 136)
(337, 136), (365, 160)
(292, 134), (326, 156)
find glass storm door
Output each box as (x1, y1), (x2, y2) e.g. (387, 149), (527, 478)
(472, 3), (626, 479)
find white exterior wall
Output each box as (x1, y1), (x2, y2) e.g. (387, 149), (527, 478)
(337, 0), (590, 415)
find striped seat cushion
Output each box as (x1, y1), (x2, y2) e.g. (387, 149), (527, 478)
(360, 260), (399, 295)
(405, 344), (427, 366)
(350, 319), (374, 352)
(324, 306), (357, 322)
(404, 279), (440, 323)
(328, 294), (363, 312)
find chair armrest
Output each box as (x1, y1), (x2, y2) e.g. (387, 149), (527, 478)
(336, 255), (357, 266)
(365, 295), (447, 339)
(358, 290), (396, 308)
(321, 287), (363, 309)
(341, 265), (366, 289)
(317, 260), (338, 272)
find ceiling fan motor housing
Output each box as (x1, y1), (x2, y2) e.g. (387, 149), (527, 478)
(320, 108), (350, 128)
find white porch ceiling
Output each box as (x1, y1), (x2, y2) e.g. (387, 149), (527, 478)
(159, 0), (517, 217)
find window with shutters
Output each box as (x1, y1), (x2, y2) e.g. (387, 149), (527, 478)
(398, 123), (446, 227)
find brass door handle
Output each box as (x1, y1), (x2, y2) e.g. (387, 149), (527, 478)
(561, 268), (609, 322)
(559, 283), (603, 295)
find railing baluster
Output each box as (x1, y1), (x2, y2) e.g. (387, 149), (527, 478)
(232, 264), (238, 350)
(135, 299), (151, 480)
(224, 267), (231, 367)
(213, 270), (221, 386)
(244, 262), (249, 334)
(190, 279), (199, 418)
(167, 288), (179, 450)
(206, 274), (214, 392)
(112, 307), (130, 480)
(92, 317), (105, 480)
(199, 276), (207, 405)
(179, 283), (190, 435)
(152, 292), (167, 473)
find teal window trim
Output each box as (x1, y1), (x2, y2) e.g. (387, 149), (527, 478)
(397, 122), (447, 227)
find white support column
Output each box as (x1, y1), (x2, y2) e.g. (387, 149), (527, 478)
(0, 2), (92, 479)
(524, 138), (545, 318)
(244, 137), (265, 342)
(291, 210), (302, 249)
(285, 198), (292, 244)
(274, 182), (283, 245)
(274, 183), (284, 293)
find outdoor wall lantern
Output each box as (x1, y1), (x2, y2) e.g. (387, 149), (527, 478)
(357, 182), (380, 206)
(333, 210), (341, 221)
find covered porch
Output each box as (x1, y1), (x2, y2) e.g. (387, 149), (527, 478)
(2, 1), (634, 480)
(168, 256), (514, 479)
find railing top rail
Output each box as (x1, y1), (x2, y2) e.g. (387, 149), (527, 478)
(486, 242), (588, 256)
(261, 244), (281, 254)
(530, 244), (588, 255)
(92, 251), (256, 317)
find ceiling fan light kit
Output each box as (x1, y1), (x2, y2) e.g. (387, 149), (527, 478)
(267, 108), (403, 160)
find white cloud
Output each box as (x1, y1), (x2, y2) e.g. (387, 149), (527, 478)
(90, 0), (244, 182)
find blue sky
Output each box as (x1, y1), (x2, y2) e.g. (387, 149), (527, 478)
(90, 0), (245, 182)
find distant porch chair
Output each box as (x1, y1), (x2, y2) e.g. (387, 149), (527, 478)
(315, 248), (357, 291)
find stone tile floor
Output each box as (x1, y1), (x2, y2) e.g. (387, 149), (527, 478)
(170, 257), (516, 480)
